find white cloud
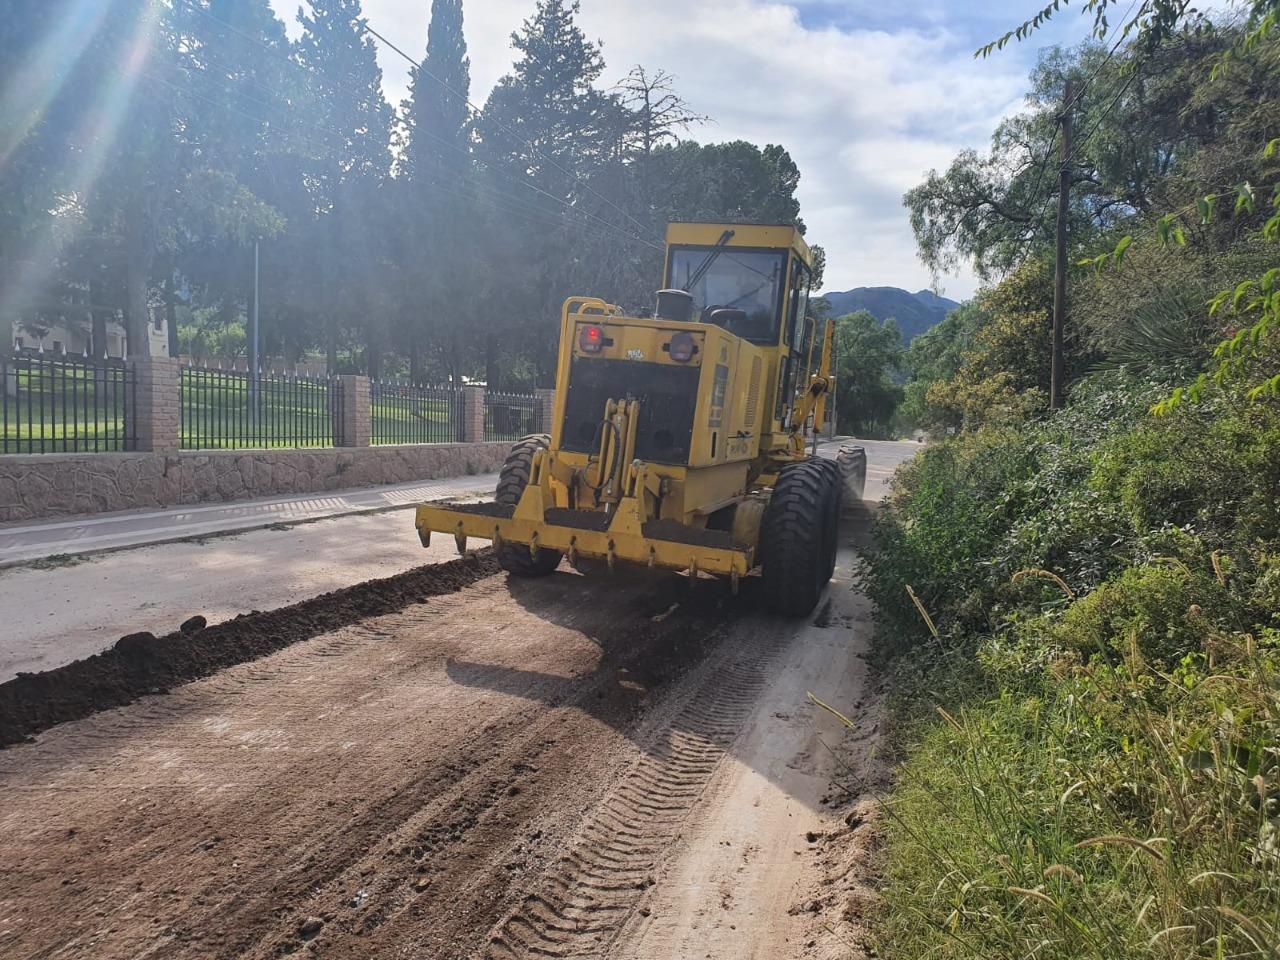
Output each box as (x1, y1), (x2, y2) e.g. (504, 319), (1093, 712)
(279, 0), (1075, 300)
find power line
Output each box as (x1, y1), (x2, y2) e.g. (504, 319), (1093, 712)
(1072, 70), (1140, 155)
(1063, 0), (1146, 113)
(144, 65), (657, 252)
(1016, 0), (1143, 237)
(153, 27), (660, 249)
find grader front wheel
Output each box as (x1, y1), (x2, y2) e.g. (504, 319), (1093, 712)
(760, 458), (840, 616)
(494, 434), (563, 577)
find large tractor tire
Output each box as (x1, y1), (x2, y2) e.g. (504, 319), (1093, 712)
(494, 434), (562, 577)
(760, 458), (840, 616)
(814, 457), (843, 582)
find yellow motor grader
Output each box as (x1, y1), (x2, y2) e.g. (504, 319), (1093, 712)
(414, 221), (845, 615)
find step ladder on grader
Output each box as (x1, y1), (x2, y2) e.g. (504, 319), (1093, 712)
(414, 221), (858, 616)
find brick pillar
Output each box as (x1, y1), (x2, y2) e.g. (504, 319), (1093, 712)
(535, 388), (556, 437)
(333, 375), (370, 447)
(461, 384), (486, 442)
(133, 357), (181, 453)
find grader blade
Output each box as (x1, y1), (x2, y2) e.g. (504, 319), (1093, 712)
(414, 500), (753, 579)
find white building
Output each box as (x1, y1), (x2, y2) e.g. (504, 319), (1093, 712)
(11, 311), (169, 359)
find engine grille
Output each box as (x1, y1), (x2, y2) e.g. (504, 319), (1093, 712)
(743, 355), (762, 430)
(560, 357), (699, 465)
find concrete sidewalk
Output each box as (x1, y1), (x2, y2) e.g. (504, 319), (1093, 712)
(0, 473), (497, 568)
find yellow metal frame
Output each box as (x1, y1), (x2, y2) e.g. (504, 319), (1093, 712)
(415, 439), (753, 580)
(413, 221), (832, 580)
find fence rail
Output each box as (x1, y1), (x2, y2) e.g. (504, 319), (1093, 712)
(180, 365), (333, 449)
(484, 390), (541, 442)
(370, 380), (461, 445)
(1, 350), (135, 454)
(1, 356), (549, 456)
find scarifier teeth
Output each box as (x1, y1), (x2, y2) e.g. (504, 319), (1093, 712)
(492, 526), (503, 551)
(454, 523), (466, 555)
(730, 567), (740, 595)
(607, 540), (617, 573)
(418, 527), (431, 548)
(567, 537), (578, 565)
(529, 532), (540, 561)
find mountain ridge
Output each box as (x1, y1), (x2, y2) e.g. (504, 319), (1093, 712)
(818, 286), (960, 341)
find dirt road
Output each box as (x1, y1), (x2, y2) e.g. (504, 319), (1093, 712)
(0, 437), (917, 682)
(0, 445), (910, 959)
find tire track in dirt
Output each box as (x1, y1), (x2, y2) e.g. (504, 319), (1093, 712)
(483, 630), (778, 959)
(0, 568), (754, 960)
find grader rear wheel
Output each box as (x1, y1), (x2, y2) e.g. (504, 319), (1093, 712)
(759, 458), (840, 616)
(494, 434), (563, 577)
(814, 457), (842, 582)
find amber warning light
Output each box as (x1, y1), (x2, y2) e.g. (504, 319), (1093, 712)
(579, 324), (604, 353)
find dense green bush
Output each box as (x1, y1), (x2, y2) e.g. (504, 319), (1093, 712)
(1048, 564), (1233, 665)
(865, 372), (1280, 959)
(864, 370), (1183, 652)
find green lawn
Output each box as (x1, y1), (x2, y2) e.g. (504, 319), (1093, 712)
(179, 372), (333, 449)
(3, 363), (484, 453)
(2, 361), (132, 453)
(370, 390), (458, 445)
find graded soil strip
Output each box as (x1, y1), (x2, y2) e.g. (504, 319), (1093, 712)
(0, 569), (745, 959)
(0, 552), (498, 747)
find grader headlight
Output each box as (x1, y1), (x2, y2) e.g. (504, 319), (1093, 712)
(668, 331), (696, 362)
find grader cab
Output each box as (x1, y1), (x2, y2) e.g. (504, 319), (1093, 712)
(414, 221), (847, 615)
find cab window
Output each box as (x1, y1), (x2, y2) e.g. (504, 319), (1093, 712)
(667, 246), (786, 344)
(776, 257), (814, 417)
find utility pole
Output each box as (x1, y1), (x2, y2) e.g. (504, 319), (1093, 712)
(1050, 78), (1074, 410)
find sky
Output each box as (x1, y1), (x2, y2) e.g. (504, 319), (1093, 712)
(275, 0), (1087, 299)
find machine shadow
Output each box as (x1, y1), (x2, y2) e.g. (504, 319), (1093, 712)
(443, 554), (844, 814)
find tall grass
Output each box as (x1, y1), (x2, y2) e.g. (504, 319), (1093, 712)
(878, 632), (1279, 959)
(863, 372), (1280, 959)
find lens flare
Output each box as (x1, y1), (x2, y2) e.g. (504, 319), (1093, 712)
(2, 0), (162, 348)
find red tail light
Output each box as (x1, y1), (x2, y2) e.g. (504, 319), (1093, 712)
(579, 324), (604, 353)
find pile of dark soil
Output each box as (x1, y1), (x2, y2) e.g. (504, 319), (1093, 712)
(0, 552), (498, 748)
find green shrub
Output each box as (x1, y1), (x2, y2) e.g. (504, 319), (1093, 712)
(1090, 401), (1280, 547)
(867, 363), (1280, 959)
(1048, 564), (1234, 665)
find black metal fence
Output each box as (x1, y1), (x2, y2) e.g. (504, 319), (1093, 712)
(370, 380), (461, 445)
(1, 349), (136, 453)
(484, 390), (541, 442)
(180, 365), (333, 449)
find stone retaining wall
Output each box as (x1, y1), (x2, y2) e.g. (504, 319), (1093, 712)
(0, 442), (510, 524)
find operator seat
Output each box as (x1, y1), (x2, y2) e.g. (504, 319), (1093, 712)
(701, 305), (768, 341)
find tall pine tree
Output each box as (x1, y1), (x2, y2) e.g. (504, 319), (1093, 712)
(396, 0), (475, 383)
(475, 0), (629, 382)
(295, 0), (393, 373)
